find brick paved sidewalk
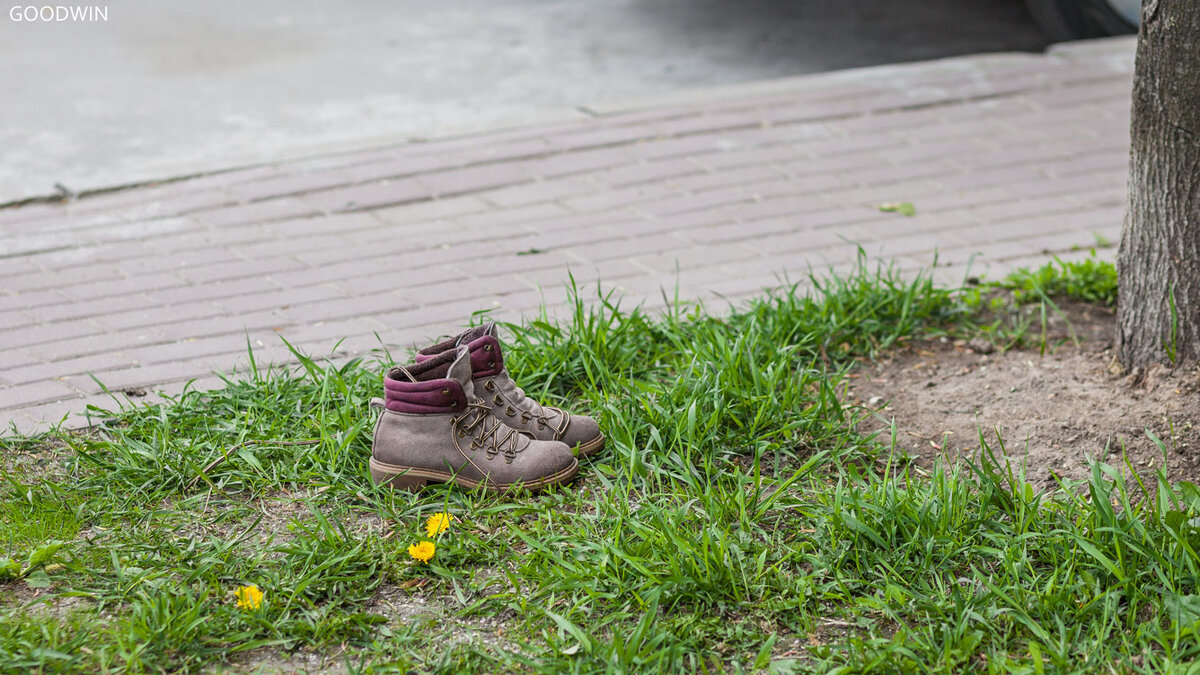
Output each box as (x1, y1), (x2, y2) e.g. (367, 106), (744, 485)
(0, 38), (1135, 435)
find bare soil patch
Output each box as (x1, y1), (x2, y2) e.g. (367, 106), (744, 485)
(848, 302), (1200, 488)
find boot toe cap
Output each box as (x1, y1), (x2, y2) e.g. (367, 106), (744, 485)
(560, 415), (603, 453)
(495, 439), (577, 488)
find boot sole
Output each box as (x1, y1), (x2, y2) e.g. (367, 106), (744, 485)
(573, 433), (606, 458)
(368, 457), (579, 493)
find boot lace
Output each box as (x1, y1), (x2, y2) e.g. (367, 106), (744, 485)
(484, 379), (569, 437)
(450, 402), (524, 463)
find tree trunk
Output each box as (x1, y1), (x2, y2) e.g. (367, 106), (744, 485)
(1116, 0), (1200, 369)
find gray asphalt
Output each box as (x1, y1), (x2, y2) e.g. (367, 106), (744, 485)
(0, 0), (1048, 204)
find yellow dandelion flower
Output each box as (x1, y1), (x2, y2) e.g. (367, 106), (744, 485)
(235, 584), (264, 610)
(408, 540), (436, 563)
(425, 512), (452, 538)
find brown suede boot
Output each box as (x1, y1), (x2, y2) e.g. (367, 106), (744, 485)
(416, 323), (606, 457)
(370, 345), (579, 492)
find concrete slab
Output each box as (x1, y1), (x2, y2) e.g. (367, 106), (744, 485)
(0, 0), (1049, 204)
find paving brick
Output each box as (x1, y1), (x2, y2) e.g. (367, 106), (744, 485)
(516, 223), (626, 250)
(148, 276), (279, 305)
(7, 397), (105, 432)
(0, 380), (82, 408)
(560, 183), (679, 213)
(939, 165), (1046, 191)
(153, 310), (290, 342)
(138, 375), (227, 402)
(713, 194), (862, 223)
(214, 284), (346, 314)
(373, 294), (531, 336)
(875, 231), (972, 257)
(520, 146), (639, 179)
(0, 309), (35, 331)
(591, 159), (708, 189)
(631, 187), (751, 219)
(371, 196), (492, 226)
(194, 198), (317, 228)
(450, 249), (576, 278)
(180, 257), (305, 284)
(954, 195), (1076, 224)
(122, 334), (252, 366)
(418, 164), (535, 198)
(790, 132), (909, 160)
(1, 262), (125, 293)
(26, 292), (160, 324)
(31, 240), (160, 271)
(479, 177), (600, 208)
(690, 214), (854, 245)
(667, 165), (778, 193)
(902, 185), (1017, 213)
(396, 274), (530, 307)
(775, 152), (902, 179)
(1, 318), (102, 350)
(274, 291), (415, 326)
(455, 202), (573, 230)
(515, 258), (646, 289)
(624, 134), (734, 162)
(94, 300), (227, 332)
(235, 234), (348, 261)
(304, 179), (430, 213)
(0, 256), (45, 281)
(340, 265), (468, 296)
(65, 362), (215, 396)
(851, 209), (979, 239)
(273, 318), (387, 348)
(1025, 230), (1112, 255)
(226, 169), (361, 203)
(693, 144), (807, 171)
(563, 233), (685, 264)
(546, 125), (657, 152)
(24, 327), (166, 362)
(2, 210), (124, 237)
(743, 226), (857, 255)
(63, 272), (189, 302)
(124, 188), (240, 219)
(1, 351), (139, 386)
(151, 224), (275, 253)
(0, 288), (68, 313)
(0, 345), (51, 379)
(264, 258), (394, 288)
(271, 211), (382, 239)
(0, 202), (63, 227)
(121, 245), (242, 276)
(635, 242), (762, 274)
(1040, 151), (1130, 178)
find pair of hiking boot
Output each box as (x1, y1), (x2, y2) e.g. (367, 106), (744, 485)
(369, 323), (603, 492)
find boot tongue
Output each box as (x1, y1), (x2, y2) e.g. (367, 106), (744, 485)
(447, 345), (478, 399)
(454, 322), (496, 347)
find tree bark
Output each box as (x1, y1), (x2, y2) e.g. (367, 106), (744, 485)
(1117, 0), (1200, 369)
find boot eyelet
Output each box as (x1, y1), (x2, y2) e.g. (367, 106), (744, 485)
(441, 388), (451, 396)
(484, 380), (495, 391)
(488, 361), (495, 368)
(494, 394), (504, 405)
(483, 344), (492, 352)
(506, 406), (516, 416)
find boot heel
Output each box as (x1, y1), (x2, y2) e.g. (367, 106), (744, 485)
(378, 471), (428, 491)
(369, 459), (429, 491)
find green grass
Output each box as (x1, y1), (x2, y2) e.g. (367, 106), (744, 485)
(998, 255), (1118, 308)
(4, 253), (1194, 674)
